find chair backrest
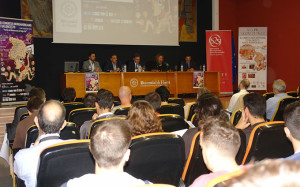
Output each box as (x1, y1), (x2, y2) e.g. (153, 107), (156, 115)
(286, 91), (298, 97)
(25, 125), (39, 148)
(114, 106), (131, 116)
(63, 102), (85, 120)
(191, 113), (197, 126)
(37, 140), (94, 187)
(187, 102), (197, 121)
(263, 92), (274, 100)
(113, 100), (121, 107)
(158, 103), (185, 118)
(168, 98), (185, 107)
(88, 117), (126, 138)
(19, 113), (29, 122)
(68, 108), (96, 127)
(236, 130), (246, 165)
(271, 97), (299, 121)
(231, 108), (243, 126)
(205, 169), (245, 187)
(181, 131), (210, 186)
(242, 121), (294, 165)
(125, 132), (185, 186)
(158, 114), (189, 132)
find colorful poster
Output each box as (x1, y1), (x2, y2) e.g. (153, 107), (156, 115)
(85, 73), (99, 93)
(0, 17), (35, 103)
(206, 31), (233, 94)
(238, 27), (267, 90)
(179, 0), (197, 42)
(193, 71), (204, 88)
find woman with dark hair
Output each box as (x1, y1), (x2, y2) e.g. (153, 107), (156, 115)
(127, 100), (163, 137)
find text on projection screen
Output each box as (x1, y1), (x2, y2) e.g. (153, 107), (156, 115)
(53, 0), (179, 46)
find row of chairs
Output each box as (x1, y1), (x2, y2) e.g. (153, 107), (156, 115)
(262, 91), (298, 100)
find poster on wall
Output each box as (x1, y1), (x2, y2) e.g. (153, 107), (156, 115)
(0, 17), (35, 103)
(238, 27), (267, 90)
(85, 73), (99, 93)
(179, 0), (197, 42)
(206, 30), (233, 94)
(193, 71), (204, 88)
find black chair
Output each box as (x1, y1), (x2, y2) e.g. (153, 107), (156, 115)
(63, 102), (85, 120)
(158, 114), (189, 132)
(168, 98), (185, 107)
(242, 121), (294, 165)
(25, 125), (39, 148)
(7, 105), (28, 144)
(14, 174), (26, 187)
(88, 117), (126, 138)
(287, 91), (298, 97)
(114, 106), (131, 116)
(37, 140), (94, 187)
(125, 132), (185, 186)
(271, 97), (299, 121)
(187, 102), (196, 121)
(231, 108), (243, 126)
(68, 108), (96, 127)
(158, 104), (185, 118)
(262, 92), (274, 101)
(113, 100), (121, 107)
(19, 113), (29, 122)
(236, 130), (246, 165)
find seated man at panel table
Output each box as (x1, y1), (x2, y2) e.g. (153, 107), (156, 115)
(112, 86), (132, 113)
(62, 87), (76, 103)
(14, 100), (67, 187)
(190, 117), (243, 187)
(127, 53), (144, 72)
(82, 52), (101, 72)
(62, 119), (147, 187)
(80, 89), (115, 139)
(103, 54), (122, 72)
(227, 79), (250, 114)
(179, 55), (198, 71)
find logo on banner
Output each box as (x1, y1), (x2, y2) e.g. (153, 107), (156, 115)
(209, 34), (222, 47)
(130, 78), (139, 88)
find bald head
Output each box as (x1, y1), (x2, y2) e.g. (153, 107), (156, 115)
(37, 100), (66, 134)
(239, 79), (250, 90)
(118, 86), (132, 106)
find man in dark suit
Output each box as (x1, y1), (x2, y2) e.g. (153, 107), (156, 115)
(82, 52), (101, 72)
(180, 55), (198, 71)
(103, 54), (122, 72)
(127, 53), (144, 72)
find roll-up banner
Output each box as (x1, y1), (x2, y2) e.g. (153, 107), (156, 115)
(206, 30), (233, 94)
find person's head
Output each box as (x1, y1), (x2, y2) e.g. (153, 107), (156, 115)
(110, 54), (118, 64)
(89, 52), (96, 62)
(145, 92), (161, 112)
(155, 53), (164, 64)
(27, 96), (44, 114)
(239, 79), (250, 90)
(95, 89), (114, 111)
(221, 159), (300, 187)
(133, 53), (141, 64)
(29, 87), (46, 101)
(283, 101), (300, 144)
(90, 119), (132, 170)
(243, 93), (266, 120)
(62, 87), (76, 103)
(155, 86), (170, 103)
(196, 87), (210, 99)
(34, 100), (66, 134)
(118, 86), (132, 106)
(272, 79), (286, 94)
(185, 55), (191, 63)
(127, 100), (163, 137)
(200, 117), (240, 171)
(83, 93), (97, 108)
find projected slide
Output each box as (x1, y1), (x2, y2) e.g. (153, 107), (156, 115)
(53, 0), (178, 46)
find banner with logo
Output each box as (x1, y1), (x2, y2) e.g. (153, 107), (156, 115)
(0, 17), (35, 103)
(238, 27), (267, 90)
(206, 30), (233, 94)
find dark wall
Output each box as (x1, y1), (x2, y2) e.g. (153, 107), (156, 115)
(1, 1), (212, 99)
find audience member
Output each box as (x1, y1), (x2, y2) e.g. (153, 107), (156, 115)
(180, 55), (198, 71)
(83, 93), (97, 108)
(80, 90), (115, 139)
(190, 117), (242, 187)
(283, 101), (300, 160)
(235, 93), (266, 144)
(197, 87), (211, 99)
(104, 54), (122, 72)
(13, 97), (44, 149)
(155, 86), (170, 105)
(127, 53), (144, 72)
(112, 86), (132, 113)
(266, 79), (290, 120)
(127, 100), (163, 137)
(82, 52), (101, 72)
(145, 92), (161, 114)
(62, 87), (76, 103)
(63, 119), (147, 186)
(14, 100), (67, 187)
(227, 79), (250, 113)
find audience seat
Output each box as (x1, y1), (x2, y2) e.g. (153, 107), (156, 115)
(158, 114), (189, 132)
(68, 108), (96, 127)
(63, 102), (85, 120)
(168, 98), (185, 107)
(262, 92), (274, 101)
(236, 130), (247, 165)
(88, 117), (126, 138)
(125, 132), (185, 186)
(19, 113), (29, 122)
(271, 97), (299, 121)
(114, 106), (131, 116)
(241, 121), (294, 165)
(113, 100), (121, 107)
(205, 169), (245, 187)
(37, 140), (94, 187)
(187, 102), (196, 121)
(286, 91), (298, 97)
(191, 114), (197, 126)
(231, 108), (243, 126)
(158, 103), (184, 118)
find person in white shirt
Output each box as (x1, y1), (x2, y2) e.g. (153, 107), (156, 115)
(227, 79), (250, 113)
(14, 100), (67, 187)
(63, 119), (147, 187)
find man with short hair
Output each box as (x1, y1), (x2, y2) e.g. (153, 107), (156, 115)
(283, 101), (300, 160)
(155, 86), (170, 105)
(104, 54), (122, 72)
(62, 87), (76, 103)
(190, 117), (242, 187)
(83, 93), (97, 108)
(127, 53), (144, 72)
(266, 79), (290, 120)
(236, 93), (266, 144)
(227, 79), (250, 113)
(63, 119), (146, 187)
(14, 100), (67, 187)
(180, 55), (198, 71)
(82, 52), (101, 72)
(80, 90), (115, 139)
(145, 92), (161, 113)
(112, 86), (132, 113)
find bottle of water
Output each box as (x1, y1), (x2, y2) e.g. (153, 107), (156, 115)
(88, 65), (92, 72)
(123, 64), (127, 72)
(180, 64), (183, 71)
(203, 65), (206, 71)
(138, 65), (141, 72)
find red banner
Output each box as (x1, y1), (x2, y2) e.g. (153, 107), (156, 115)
(206, 31), (233, 94)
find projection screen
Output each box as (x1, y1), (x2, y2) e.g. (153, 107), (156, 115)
(53, 0), (179, 46)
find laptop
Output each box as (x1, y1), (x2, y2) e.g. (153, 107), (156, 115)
(64, 61), (79, 72)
